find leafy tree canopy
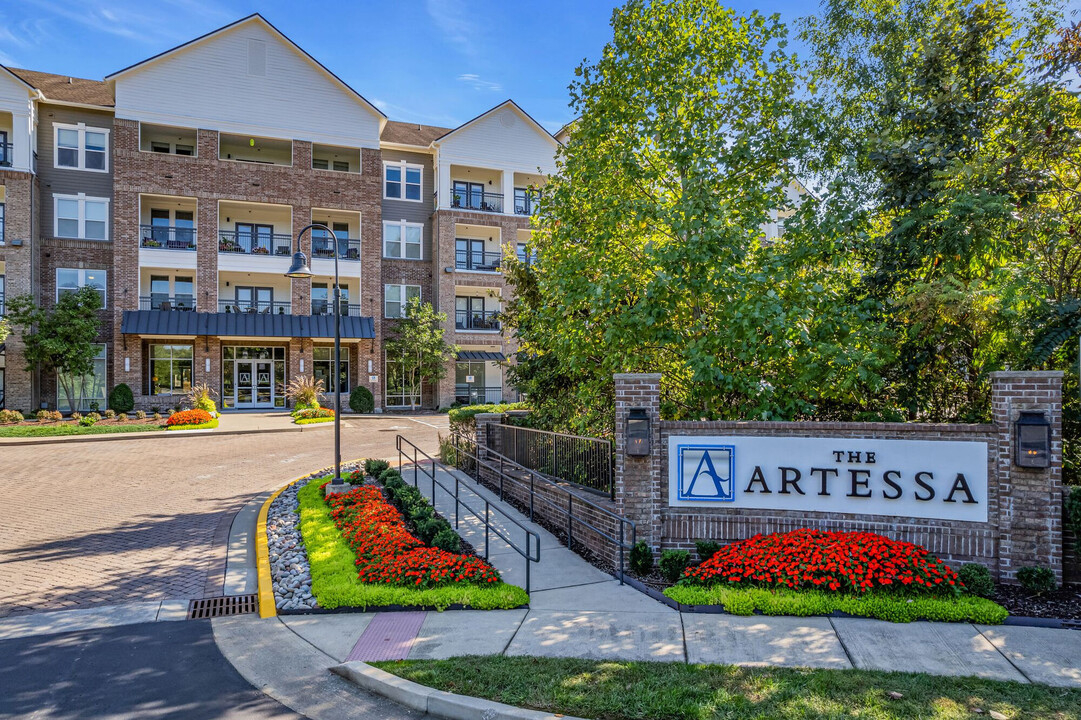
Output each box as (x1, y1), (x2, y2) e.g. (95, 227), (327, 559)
(385, 300), (458, 411)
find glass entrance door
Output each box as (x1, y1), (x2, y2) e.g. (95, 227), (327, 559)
(234, 360), (275, 408)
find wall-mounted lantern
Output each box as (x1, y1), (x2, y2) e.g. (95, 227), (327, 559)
(626, 408), (651, 457)
(1015, 411), (1051, 468)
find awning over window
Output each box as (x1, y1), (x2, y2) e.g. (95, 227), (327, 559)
(121, 310), (375, 339)
(456, 350), (506, 362)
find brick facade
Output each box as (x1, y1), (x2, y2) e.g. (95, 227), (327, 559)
(612, 372), (1065, 584)
(0, 170), (39, 412)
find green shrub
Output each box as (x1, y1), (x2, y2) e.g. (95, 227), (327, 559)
(659, 550), (691, 584)
(87, 412), (102, 422)
(630, 541), (653, 576)
(958, 563), (994, 598)
(350, 386), (375, 414)
(433, 527), (462, 553)
(379, 467), (402, 482)
(115, 412), (126, 422)
(447, 402), (528, 434)
(70, 412), (82, 421)
(135, 410), (147, 420)
(384, 476), (406, 491)
(0, 409), (25, 424)
(36, 410), (62, 422)
(1065, 487), (1081, 553)
(695, 540), (722, 563)
(411, 505), (435, 523)
(366, 459), (391, 477)
(79, 415), (96, 427)
(103, 409), (116, 419)
(152, 412), (162, 422)
(415, 517), (444, 544)
(108, 383), (135, 414)
(1017, 566), (1057, 595)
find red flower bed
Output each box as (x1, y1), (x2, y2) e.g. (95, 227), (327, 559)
(325, 484), (501, 588)
(165, 409), (213, 427)
(682, 529), (962, 595)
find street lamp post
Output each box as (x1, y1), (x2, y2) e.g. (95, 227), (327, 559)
(286, 223), (344, 492)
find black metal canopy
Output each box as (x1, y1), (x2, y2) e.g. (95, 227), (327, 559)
(456, 350), (506, 362)
(121, 310), (375, 339)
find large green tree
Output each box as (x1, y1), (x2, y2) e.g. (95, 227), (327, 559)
(505, 0), (888, 435)
(6, 285), (103, 412)
(384, 300), (458, 411)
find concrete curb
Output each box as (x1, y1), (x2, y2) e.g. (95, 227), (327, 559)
(331, 661), (586, 720)
(256, 483), (289, 619)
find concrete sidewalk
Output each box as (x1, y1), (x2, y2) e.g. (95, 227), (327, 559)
(232, 463), (1081, 688)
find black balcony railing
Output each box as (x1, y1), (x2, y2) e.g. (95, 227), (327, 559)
(455, 308), (501, 331)
(514, 193), (540, 216)
(218, 299), (292, 314)
(455, 386), (508, 405)
(0, 142), (12, 168)
(140, 224), (197, 250)
(140, 295), (195, 312)
(0, 290), (5, 316)
(218, 230), (292, 256)
(455, 249), (501, 271)
(310, 300), (364, 317)
(451, 190), (503, 213)
(311, 236), (362, 260)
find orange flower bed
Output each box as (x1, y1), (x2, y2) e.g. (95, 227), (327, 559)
(165, 409), (213, 427)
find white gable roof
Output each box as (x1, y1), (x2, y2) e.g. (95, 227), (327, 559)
(109, 14), (384, 148)
(433, 100), (558, 173)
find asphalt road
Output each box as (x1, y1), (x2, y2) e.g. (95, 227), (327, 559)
(0, 620), (302, 720)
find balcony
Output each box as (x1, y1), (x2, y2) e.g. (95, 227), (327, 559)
(455, 249), (501, 272)
(451, 189), (503, 214)
(311, 235), (361, 261)
(0, 290), (5, 316)
(218, 299), (292, 315)
(455, 386), (508, 405)
(310, 300), (364, 317)
(0, 142), (12, 168)
(514, 189), (541, 216)
(140, 225), (196, 251)
(456, 309), (501, 332)
(218, 229), (292, 256)
(140, 295), (195, 312)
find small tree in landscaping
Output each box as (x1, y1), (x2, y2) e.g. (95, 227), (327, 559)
(5, 286), (102, 413)
(384, 299), (458, 411)
(109, 383), (135, 414)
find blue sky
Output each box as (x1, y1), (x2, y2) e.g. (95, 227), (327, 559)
(0, 0), (814, 132)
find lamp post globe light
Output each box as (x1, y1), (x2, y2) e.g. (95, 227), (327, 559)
(287, 223), (345, 493)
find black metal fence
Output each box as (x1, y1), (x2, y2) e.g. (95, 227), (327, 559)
(140, 224), (196, 250)
(490, 424), (614, 498)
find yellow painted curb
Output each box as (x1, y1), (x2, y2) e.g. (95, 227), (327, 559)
(255, 457), (384, 619)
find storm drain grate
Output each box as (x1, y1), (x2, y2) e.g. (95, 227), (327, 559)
(187, 594), (259, 620)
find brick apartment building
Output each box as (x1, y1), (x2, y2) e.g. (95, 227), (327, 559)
(0, 14), (557, 414)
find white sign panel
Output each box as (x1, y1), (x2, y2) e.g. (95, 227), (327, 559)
(668, 436), (988, 522)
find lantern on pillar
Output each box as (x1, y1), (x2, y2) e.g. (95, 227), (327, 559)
(1014, 411), (1051, 468)
(626, 408), (651, 457)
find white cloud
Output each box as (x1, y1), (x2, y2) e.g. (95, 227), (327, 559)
(456, 73), (502, 92)
(426, 0), (480, 58)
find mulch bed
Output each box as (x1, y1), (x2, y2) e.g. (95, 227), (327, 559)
(2, 418), (162, 429)
(992, 584), (1081, 620)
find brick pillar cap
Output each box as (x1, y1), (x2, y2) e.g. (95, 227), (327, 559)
(614, 373), (662, 381)
(989, 370), (1063, 379)
(474, 413), (504, 419)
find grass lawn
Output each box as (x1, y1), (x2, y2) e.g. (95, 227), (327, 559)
(0, 423), (165, 438)
(372, 656), (1081, 720)
(664, 585), (1008, 624)
(296, 477), (529, 610)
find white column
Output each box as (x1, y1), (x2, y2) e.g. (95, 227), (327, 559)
(438, 161), (451, 210)
(501, 168), (515, 215)
(12, 109), (33, 172)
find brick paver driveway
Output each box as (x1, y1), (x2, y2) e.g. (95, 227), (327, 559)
(0, 415), (448, 617)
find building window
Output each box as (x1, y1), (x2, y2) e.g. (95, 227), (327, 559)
(385, 353), (421, 408)
(57, 268), (107, 307)
(312, 158), (329, 169)
(149, 344), (193, 396)
(313, 346), (349, 393)
(54, 123), (110, 172)
(383, 161), (422, 201)
(382, 220), (423, 259)
(384, 284), (421, 319)
(57, 343), (107, 412)
(55, 194), (109, 240)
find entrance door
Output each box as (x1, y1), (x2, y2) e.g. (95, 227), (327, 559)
(234, 360), (275, 408)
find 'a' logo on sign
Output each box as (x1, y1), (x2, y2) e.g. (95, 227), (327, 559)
(677, 445), (735, 502)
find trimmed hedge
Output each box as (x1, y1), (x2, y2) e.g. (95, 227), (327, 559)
(350, 386), (375, 414)
(663, 585), (1008, 624)
(447, 402), (528, 433)
(109, 383), (135, 414)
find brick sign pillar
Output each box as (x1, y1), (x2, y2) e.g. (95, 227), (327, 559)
(474, 413), (503, 463)
(991, 371), (1064, 583)
(614, 373), (663, 549)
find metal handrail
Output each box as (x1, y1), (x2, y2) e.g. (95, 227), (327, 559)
(455, 249), (502, 271)
(494, 423), (614, 497)
(396, 434), (541, 594)
(449, 433), (636, 584)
